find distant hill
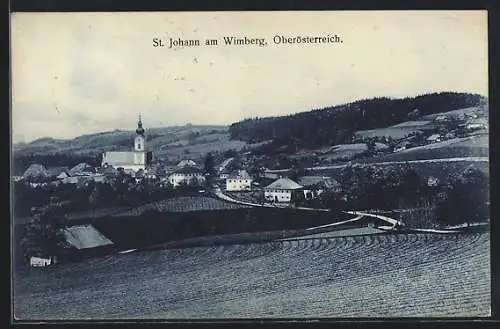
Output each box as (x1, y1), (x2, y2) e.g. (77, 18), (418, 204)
(13, 125), (228, 155)
(229, 92), (487, 149)
(12, 125), (245, 174)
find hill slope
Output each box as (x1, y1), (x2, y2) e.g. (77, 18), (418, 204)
(12, 125), (258, 174)
(13, 125), (228, 156)
(14, 232), (490, 319)
(229, 92), (487, 149)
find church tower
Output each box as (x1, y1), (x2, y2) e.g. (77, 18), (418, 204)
(134, 114), (146, 167)
(135, 114), (145, 152)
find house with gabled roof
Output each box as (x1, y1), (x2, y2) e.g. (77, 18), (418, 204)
(426, 134), (442, 143)
(297, 176), (342, 199)
(45, 167), (71, 180)
(22, 164), (47, 180)
(177, 159), (197, 168)
(168, 165), (205, 187)
(264, 178), (303, 203)
(226, 170), (252, 191)
(69, 163), (93, 176)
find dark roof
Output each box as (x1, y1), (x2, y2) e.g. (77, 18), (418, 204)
(297, 176), (341, 189)
(98, 166), (119, 176)
(45, 166), (70, 177)
(227, 170), (251, 179)
(172, 165), (204, 175)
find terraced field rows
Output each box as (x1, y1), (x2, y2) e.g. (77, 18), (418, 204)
(14, 233), (490, 319)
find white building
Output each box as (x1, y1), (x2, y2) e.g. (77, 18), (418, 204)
(393, 141), (411, 153)
(427, 176), (440, 187)
(426, 134), (442, 143)
(435, 115), (448, 122)
(101, 115), (149, 173)
(30, 256), (55, 267)
(226, 170), (252, 191)
(466, 118), (488, 131)
(264, 178), (303, 203)
(168, 166), (206, 187)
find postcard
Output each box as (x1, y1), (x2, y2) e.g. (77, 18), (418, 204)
(11, 11), (490, 320)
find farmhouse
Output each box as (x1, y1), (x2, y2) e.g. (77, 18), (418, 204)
(46, 167), (71, 180)
(22, 163), (47, 180)
(427, 176), (440, 187)
(298, 176), (342, 200)
(30, 256), (56, 267)
(435, 115), (448, 122)
(63, 225), (114, 250)
(426, 134), (442, 143)
(96, 165), (119, 181)
(13, 175), (23, 182)
(262, 168), (282, 180)
(264, 178), (303, 203)
(393, 141), (411, 153)
(466, 118), (488, 131)
(101, 115), (152, 173)
(226, 170), (252, 191)
(219, 170), (231, 180)
(177, 159), (197, 168)
(168, 166), (206, 187)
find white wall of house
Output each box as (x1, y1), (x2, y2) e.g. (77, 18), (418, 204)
(394, 146), (407, 152)
(30, 256), (54, 267)
(264, 189), (293, 203)
(303, 188), (324, 199)
(226, 178), (252, 191)
(169, 173), (206, 187)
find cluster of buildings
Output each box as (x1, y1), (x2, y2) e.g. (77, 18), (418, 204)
(16, 162), (107, 188)
(392, 113), (488, 153)
(16, 116), (345, 205)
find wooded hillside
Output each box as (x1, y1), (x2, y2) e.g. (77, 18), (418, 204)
(229, 92), (486, 149)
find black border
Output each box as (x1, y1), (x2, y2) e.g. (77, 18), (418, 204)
(5, 0), (500, 12)
(8, 0), (500, 327)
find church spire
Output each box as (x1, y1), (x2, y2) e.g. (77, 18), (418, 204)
(136, 113), (145, 136)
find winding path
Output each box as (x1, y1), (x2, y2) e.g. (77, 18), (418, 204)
(264, 156), (489, 173)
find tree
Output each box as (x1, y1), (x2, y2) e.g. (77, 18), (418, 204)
(289, 165), (307, 181)
(436, 166), (489, 226)
(365, 139), (376, 155)
(204, 152), (216, 187)
(19, 209), (68, 264)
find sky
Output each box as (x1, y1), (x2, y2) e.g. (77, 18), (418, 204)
(11, 11), (488, 143)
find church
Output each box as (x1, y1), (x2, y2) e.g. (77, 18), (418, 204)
(101, 115), (152, 174)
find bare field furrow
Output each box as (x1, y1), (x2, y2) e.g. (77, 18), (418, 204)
(14, 233), (490, 319)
